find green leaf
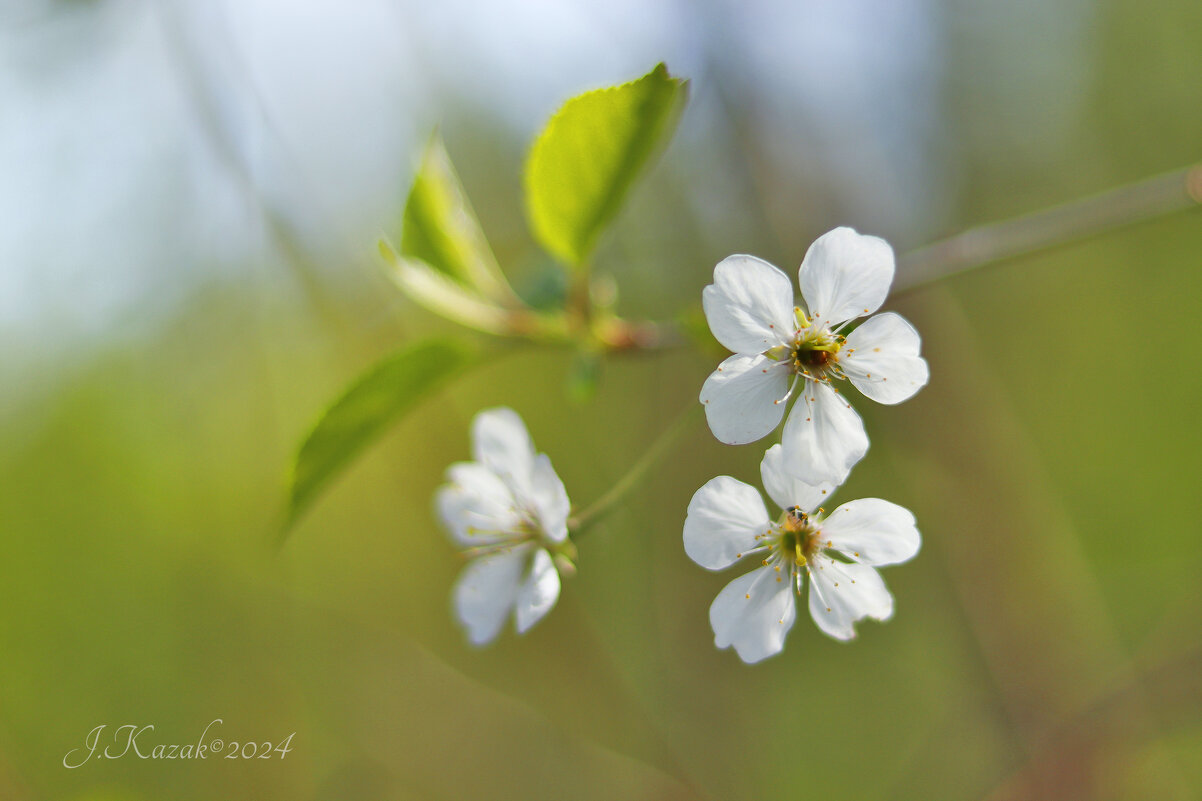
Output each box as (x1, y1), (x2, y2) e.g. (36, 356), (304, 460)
(525, 63), (688, 268)
(402, 136), (516, 302)
(380, 239), (515, 336)
(283, 340), (477, 536)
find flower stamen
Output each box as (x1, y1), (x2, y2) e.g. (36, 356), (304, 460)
(774, 373), (802, 406)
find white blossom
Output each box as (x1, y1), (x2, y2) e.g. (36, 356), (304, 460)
(436, 408), (573, 645)
(700, 227), (929, 485)
(683, 444), (920, 663)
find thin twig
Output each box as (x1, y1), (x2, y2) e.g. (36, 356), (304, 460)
(568, 402), (701, 533)
(895, 163), (1202, 295)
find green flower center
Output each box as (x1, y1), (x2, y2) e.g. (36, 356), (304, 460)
(792, 346), (834, 369)
(789, 325), (842, 372)
(775, 507), (823, 567)
(765, 307), (844, 377)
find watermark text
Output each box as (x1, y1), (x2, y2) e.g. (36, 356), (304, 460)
(63, 720), (294, 768)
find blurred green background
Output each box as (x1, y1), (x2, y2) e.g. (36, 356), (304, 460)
(2, 0), (1201, 799)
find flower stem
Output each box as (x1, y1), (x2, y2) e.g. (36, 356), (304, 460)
(568, 265), (594, 331)
(568, 403), (701, 534)
(894, 162), (1202, 295)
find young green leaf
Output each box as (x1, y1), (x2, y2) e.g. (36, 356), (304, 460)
(283, 340), (478, 536)
(381, 239), (515, 336)
(525, 63), (688, 268)
(402, 136), (517, 303)
(380, 240), (573, 343)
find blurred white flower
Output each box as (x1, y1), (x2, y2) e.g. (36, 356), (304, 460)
(699, 227), (929, 485)
(436, 407), (573, 646)
(683, 444), (920, 664)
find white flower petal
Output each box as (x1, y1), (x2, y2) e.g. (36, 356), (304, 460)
(453, 545), (529, 646)
(780, 380), (868, 486)
(841, 312), (929, 405)
(525, 453), (570, 543)
(760, 443), (838, 514)
(436, 462), (520, 546)
(710, 566), (797, 664)
(684, 476), (773, 570)
(820, 498), (921, 566)
(700, 353), (790, 445)
(702, 255), (797, 354)
(807, 560), (894, 641)
(471, 407), (535, 492)
(798, 227), (894, 326)
(514, 548), (561, 634)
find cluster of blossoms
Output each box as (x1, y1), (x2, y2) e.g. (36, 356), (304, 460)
(686, 227), (929, 662)
(433, 227), (928, 664)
